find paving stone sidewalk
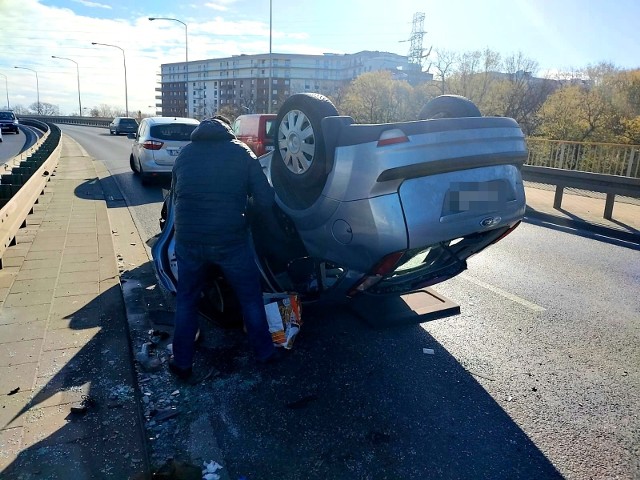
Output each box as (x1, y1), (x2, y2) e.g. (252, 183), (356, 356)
(0, 139), (148, 479)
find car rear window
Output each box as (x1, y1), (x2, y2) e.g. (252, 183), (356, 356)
(265, 120), (274, 137)
(120, 119), (138, 126)
(150, 124), (197, 141)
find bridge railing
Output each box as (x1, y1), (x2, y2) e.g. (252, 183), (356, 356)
(524, 138), (640, 220)
(0, 120), (61, 268)
(526, 138), (640, 178)
(17, 114), (111, 128)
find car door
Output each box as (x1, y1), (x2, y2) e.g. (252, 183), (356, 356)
(132, 120), (146, 166)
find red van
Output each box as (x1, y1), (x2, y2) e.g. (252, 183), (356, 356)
(232, 114), (276, 157)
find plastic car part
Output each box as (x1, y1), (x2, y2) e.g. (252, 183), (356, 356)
(271, 93), (339, 210)
(418, 95), (481, 120)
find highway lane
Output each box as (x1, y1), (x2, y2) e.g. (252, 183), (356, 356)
(57, 125), (640, 479)
(58, 124), (167, 250)
(0, 128), (31, 165)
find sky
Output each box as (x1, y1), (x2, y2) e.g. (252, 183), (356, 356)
(0, 0), (638, 116)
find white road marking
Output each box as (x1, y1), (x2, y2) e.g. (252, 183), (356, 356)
(459, 274), (546, 312)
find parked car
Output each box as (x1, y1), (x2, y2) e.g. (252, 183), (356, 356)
(109, 116), (139, 135)
(232, 113), (276, 157)
(152, 94), (527, 323)
(128, 116), (200, 185)
(0, 110), (19, 134)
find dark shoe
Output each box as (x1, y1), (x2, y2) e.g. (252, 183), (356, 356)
(257, 348), (291, 365)
(168, 357), (192, 380)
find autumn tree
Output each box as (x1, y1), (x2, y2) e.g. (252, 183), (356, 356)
(447, 48), (502, 108)
(339, 71), (418, 123)
(537, 84), (618, 142)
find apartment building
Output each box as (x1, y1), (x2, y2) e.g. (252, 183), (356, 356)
(155, 50), (420, 118)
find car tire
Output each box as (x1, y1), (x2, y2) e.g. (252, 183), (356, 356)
(271, 93), (339, 210)
(418, 95), (481, 120)
(110, 129), (114, 135)
(130, 155), (139, 174)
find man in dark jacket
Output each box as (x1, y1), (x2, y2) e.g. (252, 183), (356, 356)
(169, 117), (280, 378)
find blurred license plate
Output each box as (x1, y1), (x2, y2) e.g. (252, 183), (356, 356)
(167, 148), (180, 156)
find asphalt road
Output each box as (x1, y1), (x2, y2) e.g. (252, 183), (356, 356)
(58, 125), (640, 480)
(0, 128), (30, 165)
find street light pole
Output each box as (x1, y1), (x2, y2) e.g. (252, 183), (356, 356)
(0, 73), (9, 109)
(268, 0), (273, 114)
(149, 17), (189, 117)
(14, 66), (39, 114)
(52, 56), (82, 116)
(92, 42), (129, 116)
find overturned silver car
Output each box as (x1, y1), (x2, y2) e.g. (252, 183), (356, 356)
(152, 94), (527, 321)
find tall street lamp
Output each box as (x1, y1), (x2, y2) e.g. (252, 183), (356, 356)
(268, 0), (273, 114)
(52, 56), (82, 116)
(14, 66), (40, 114)
(149, 17), (189, 117)
(92, 42), (129, 116)
(0, 73), (9, 109)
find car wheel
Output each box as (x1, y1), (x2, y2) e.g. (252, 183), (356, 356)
(130, 155), (139, 174)
(418, 95), (481, 120)
(271, 93), (339, 210)
(198, 277), (243, 329)
(110, 129), (114, 135)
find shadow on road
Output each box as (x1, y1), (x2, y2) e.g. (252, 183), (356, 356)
(524, 206), (640, 250)
(1, 285), (149, 478)
(163, 296), (565, 479)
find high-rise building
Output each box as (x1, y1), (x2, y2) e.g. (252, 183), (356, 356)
(155, 50), (424, 118)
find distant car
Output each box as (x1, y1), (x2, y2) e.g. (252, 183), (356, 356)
(152, 94), (527, 323)
(232, 114), (276, 157)
(128, 116), (200, 185)
(109, 116), (139, 135)
(0, 110), (19, 134)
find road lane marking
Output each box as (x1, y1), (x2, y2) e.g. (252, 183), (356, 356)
(459, 274), (546, 312)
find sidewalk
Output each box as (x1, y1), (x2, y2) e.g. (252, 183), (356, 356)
(0, 139), (148, 478)
(523, 182), (640, 245)
(0, 138), (638, 479)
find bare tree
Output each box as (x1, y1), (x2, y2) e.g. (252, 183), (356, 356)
(30, 102), (59, 115)
(432, 49), (457, 94)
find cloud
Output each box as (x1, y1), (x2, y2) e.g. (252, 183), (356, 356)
(204, 0), (237, 12)
(71, 0), (112, 9)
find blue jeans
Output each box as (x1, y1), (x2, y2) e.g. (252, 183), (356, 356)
(172, 239), (275, 368)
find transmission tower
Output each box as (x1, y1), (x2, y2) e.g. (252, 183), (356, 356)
(407, 12), (431, 70)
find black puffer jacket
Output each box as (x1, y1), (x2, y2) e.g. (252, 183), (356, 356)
(171, 119), (274, 246)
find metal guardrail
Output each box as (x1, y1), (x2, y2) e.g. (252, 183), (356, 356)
(17, 114), (111, 128)
(521, 165), (640, 220)
(527, 138), (640, 178)
(0, 121), (60, 268)
(6, 119), (51, 168)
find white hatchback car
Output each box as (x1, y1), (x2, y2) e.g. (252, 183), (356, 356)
(129, 116), (199, 184)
